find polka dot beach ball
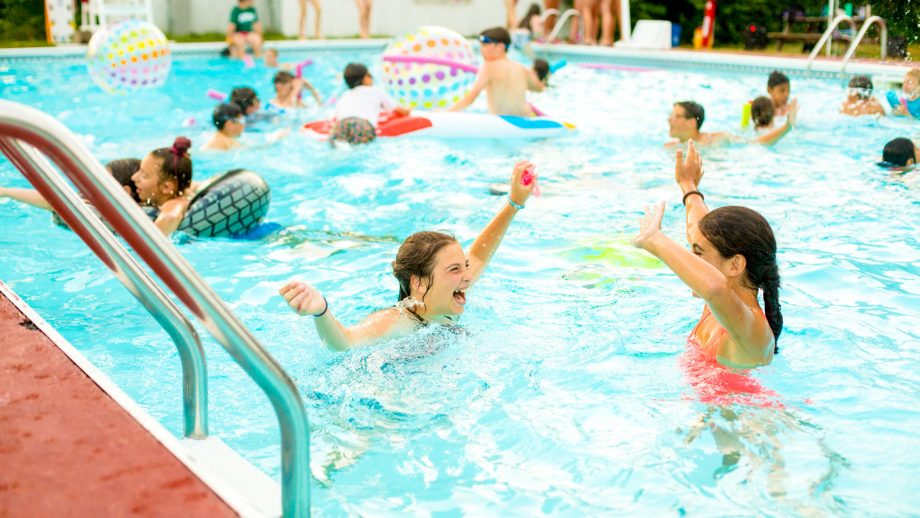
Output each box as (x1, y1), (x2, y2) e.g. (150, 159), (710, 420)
(382, 26), (477, 110)
(87, 19), (171, 94)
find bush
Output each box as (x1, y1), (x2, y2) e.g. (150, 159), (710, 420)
(0, 0), (46, 42)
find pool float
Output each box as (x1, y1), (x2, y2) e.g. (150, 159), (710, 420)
(886, 91), (920, 118)
(559, 236), (662, 269)
(302, 111), (575, 140)
(53, 169), (272, 238)
(177, 169), (271, 237)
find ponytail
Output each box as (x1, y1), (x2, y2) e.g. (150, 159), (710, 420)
(151, 136), (193, 195)
(760, 263), (782, 352)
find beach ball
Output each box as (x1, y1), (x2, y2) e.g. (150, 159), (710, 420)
(382, 26), (477, 110)
(87, 19), (171, 94)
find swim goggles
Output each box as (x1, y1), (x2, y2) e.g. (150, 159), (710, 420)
(479, 35), (508, 49)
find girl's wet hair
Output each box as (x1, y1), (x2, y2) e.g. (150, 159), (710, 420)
(149, 137), (193, 195)
(105, 158), (142, 202)
(750, 96), (775, 128)
(519, 3), (542, 29)
(698, 206), (783, 351)
(230, 86), (259, 112)
(273, 70), (296, 85)
(213, 102), (243, 130)
(343, 63), (369, 89)
(392, 231), (459, 306)
(767, 70), (789, 89)
(882, 137), (916, 167)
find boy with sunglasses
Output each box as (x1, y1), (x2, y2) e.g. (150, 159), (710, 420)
(447, 27), (545, 117)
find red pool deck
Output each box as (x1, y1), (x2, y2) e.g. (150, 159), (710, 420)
(0, 288), (237, 517)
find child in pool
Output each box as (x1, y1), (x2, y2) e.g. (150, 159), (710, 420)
(632, 141), (782, 368)
(533, 58), (551, 87)
(749, 96), (799, 145)
(666, 101), (733, 147)
(279, 161), (538, 351)
(840, 75), (885, 116)
(881, 137), (919, 170)
(130, 137), (196, 235)
(767, 70), (792, 117)
(268, 71), (322, 111)
(889, 68), (920, 118)
(447, 27), (545, 117)
(203, 103), (245, 151)
(330, 63), (409, 145)
(0, 158), (142, 211)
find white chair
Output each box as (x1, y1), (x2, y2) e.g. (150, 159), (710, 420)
(616, 20), (672, 49)
(81, 0), (154, 32)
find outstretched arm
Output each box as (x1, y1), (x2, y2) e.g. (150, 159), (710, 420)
(0, 187), (53, 211)
(448, 68), (488, 112)
(279, 280), (414, 351)
(673, 141), (708, 244)
(633, 202), (767, 358)
(467, 160), (536, 284)
(756, 98), (798, 146)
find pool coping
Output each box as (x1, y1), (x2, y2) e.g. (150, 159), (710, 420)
(1, 39), (911, 80)
(0, 279), (279, 518)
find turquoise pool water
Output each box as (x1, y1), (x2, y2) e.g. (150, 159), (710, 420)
(1, 48), (919, 515)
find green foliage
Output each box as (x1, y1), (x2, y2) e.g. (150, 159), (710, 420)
(0, 0), (47, 42)
(630, 0), (917, 47)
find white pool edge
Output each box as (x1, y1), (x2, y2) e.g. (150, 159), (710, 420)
(1, 39), (911, 79)
(0, 279), (282, 518)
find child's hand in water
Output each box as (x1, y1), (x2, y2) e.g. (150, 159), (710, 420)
(675, 140), (703, 191)
(632, 201), (666, 250)
(279, 280), (327, 316)
(509, 160), (536, 207)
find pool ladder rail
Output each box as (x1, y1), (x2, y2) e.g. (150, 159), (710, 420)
(0, 100), (309, 517)
(806, 12), (888, 71)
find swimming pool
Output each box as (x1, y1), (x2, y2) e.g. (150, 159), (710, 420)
(1, 44), (919, 515)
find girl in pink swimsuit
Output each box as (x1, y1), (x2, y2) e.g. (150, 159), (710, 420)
(632, 140), (783, 370)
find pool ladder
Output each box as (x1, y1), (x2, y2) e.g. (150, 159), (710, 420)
(0, 100), (310, 517)
(806, 13), (888, 71)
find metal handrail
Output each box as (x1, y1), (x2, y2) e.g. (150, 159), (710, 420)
(0, 100), (310, 517)
(547, 9), (583, 42)
(806, 13), (855, 69)
(841, 16), (887, 71)
(0, 138), (208, 439)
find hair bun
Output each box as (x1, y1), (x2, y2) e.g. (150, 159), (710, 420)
(172, 136), (192, 156)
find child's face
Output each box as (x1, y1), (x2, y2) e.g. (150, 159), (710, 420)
(479, 39), (506, 61)
(668, 105), (697, 138)
(769, 83), (790, 106)
(245, 98), (260, 115)
(238, 0), (253, 7)
(903, 74), (919, 96)
(275, 80), (294, 98)
(362, 74), (374, 86)
(225, 118), (245, 137)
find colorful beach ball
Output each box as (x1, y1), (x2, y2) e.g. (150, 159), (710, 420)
(382, 26), (477, 110)
(86, 19), (171, 94)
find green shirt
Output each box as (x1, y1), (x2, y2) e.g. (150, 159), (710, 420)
(229, 6), (258, 33)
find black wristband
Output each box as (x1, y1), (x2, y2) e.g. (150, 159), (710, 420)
(682, 190), (704, 206)
(314, 296), (328, 318)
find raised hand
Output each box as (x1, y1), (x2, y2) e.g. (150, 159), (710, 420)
(632, 201), (666, 250)
(509, 160), (536, 207)
(279, 280), (327, 316)
(675, 140), (703, 192)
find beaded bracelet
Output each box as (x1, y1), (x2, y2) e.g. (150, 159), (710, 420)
(314, 296), (329, 318)
(508, 197), (525, 210)
(682, 191), (704, 206)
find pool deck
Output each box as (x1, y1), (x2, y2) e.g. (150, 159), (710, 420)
(0, 287), (237, 516)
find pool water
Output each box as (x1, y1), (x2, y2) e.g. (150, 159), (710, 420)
(1, 48), (919, 515)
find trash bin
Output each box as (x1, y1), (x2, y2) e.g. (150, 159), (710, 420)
(672, 24), (682, 47)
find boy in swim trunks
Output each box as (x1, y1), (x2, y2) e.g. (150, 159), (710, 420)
(227, 0), (263, 59)
(447, 27), (545, 117)
(330, 63), (410, 145)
